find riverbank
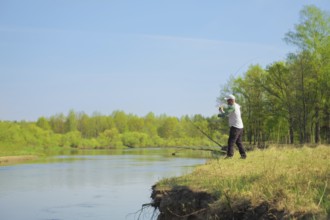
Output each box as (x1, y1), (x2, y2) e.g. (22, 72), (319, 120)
(151, 145), (330, 219)
(0, 155), (38, 165)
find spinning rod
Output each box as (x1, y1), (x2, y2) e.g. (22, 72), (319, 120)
(187, 118), (223, 147)
(171, 118), (226, 156)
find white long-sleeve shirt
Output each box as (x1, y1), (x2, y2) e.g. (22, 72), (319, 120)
(219, 103), (244, 129)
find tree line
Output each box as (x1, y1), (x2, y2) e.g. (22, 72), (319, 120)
(218, 5), (330, 145)
(0, 111), (228, 150)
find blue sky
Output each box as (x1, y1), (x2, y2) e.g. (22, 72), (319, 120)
(1, 0), (329, 121)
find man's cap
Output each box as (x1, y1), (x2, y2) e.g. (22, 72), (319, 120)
(224, 94), (235, 100)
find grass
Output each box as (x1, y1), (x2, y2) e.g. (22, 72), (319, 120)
(0, 144), (68, 165)
(156, 145), (330, 217)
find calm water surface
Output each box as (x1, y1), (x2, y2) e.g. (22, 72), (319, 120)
(0, 149), (208, 220)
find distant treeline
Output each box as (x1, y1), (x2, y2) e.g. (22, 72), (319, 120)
(218, 5), (330, 145)
(0, 112), (228, 151)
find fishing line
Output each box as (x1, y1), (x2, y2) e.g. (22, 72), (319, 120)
(232, 57), (260, 77)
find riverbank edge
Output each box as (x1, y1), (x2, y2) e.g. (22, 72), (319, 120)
(149, 146), (330, 220)
(0, 155), (38, 165)
(150, 185), (325, 220)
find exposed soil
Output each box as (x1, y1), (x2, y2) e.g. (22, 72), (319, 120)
(150, 185), (325, 220)
(0, 155), (38, 165)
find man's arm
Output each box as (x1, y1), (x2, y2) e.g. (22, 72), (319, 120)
(218, 105), (235, 118)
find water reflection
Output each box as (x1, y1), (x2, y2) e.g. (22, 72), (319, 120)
(0, 148), (208, 220)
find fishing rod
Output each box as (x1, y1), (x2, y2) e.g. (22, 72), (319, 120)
(171, 118), (226, 156)
(187, 117), (224, 148)
(171, 146), (224, 156)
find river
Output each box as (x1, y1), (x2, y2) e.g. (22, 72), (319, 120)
(0, 148), (209, 220)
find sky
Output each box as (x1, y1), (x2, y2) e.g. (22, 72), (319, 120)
(1, 0), (329, 121)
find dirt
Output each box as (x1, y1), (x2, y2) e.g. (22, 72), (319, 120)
(150, 185), (325, 220)
(0, 155), (38, 165)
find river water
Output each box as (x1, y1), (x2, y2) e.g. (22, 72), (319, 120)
(0, 148), (208, 220)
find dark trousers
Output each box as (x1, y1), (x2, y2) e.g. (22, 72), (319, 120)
(227, 126), (246, 157)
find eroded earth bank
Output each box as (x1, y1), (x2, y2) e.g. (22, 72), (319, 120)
(150, 185), (324, 220)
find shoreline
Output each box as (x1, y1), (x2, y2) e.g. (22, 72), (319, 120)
(0, 155), (38, 165)
(150, 185), (321, 220)
(149, 146), (329, 220)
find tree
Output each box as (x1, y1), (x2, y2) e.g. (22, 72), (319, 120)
(233, 65), (268, 145)
(65, 110), (77, 132)
(98, 127), (122, 147)
(61, 131), (82, 148)
(144, 112), (158, 137)
(76, 112), (90, 138)
(284, 5), (330, 143)
(286, 52), (316, 143)
(121, 132), (148, 147)
(127, 114), (144, 132)
(157, 116), (179, 139)
(319, 36), (330, 143)
(112, 111), (128, 133)
(49, 114), (66, 134)
(36, 117), (51, 130)
(263, 62), (297, 144)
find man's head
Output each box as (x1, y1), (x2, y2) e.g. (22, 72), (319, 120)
(225, 94), (235, 105)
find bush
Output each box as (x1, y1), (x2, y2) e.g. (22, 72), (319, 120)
(121, 132), (149, 147)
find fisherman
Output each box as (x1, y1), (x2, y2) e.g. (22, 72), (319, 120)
(218, 94), (247, 159)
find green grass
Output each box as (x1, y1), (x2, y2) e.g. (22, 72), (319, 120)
(0, 144), (70, 157)
(157, 145), (330, 217)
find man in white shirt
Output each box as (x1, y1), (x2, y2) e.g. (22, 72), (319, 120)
(218, 94), (247, 159)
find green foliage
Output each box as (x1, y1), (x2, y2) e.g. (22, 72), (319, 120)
(49, 114), (66, 134)
(218, 5), (330, 145)
(0, 121), (60, 156)
(97, 128), (122, 148)
(0, 110), (227, 156)
(157, 116), (179, 139)
(127, 114), (144, 132)
(65, 110), (77, 132)
(284, 5), (330, 53)
(36, 117), (51, 130)
(121, 132), (149, 147)
(60, 131), (81, 148)
(112, 111), (128, 133)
